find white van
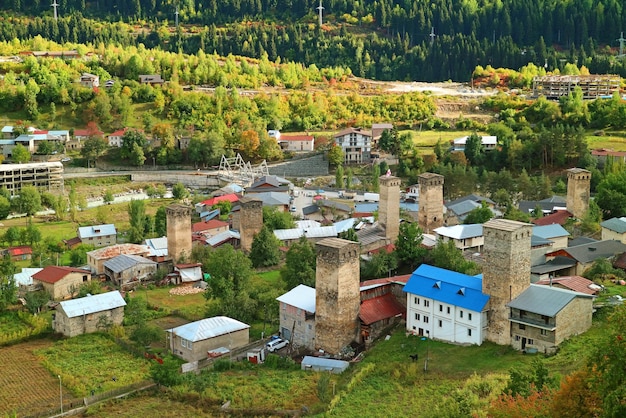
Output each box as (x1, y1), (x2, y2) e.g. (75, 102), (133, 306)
(266, 338), (289, 352)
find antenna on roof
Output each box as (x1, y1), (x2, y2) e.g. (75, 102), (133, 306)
(51, 0), (59, 20)
(316, 0), (324, 27)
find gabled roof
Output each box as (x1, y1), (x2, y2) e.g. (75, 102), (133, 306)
(334, 127), (372, 138)
(530, 256), (577, 274)
(318, 199), (351, 212)
(548, 240), (626, 264)
(175, 263), (202, 270)
(532, 210), (572, 226)
(447, 194), (495, 207)
(296, 220), (322, 229)
(434, 224), (483, 240)
(356, 224), (385, 246)
(145, 236), (168, 254)
(250, 191), (291, 206)
(535, 276), (599, 295)
(569, 236), (598, 247)
(13, 268), (43, 286)
(58, 291), (126, 318)
(199, 193), (240, 207)
(103, 254), (156, 273)
(600, 217), (626, 234)
(6, 245), (32, 256)
(279, 135), (314, 142)
(78, 224), (116, 239)
(206, 230), (240, 247)
(87, 244), (150, 260)
(167, 316), (249, 342)
(446, 200), (481, 217)
(360, 274), (411, 291)
(519, 196), (567, 214)
(359, 293), (405, 325)
(403, 264), (489, 312)
(302, 205), (320, 215)
(249, 175), (281, 189)
(507, 284), (592, 317)
(532, 224), (570, 239)
(276, 284), (316, 313)
(32, 266), (90, 284)
(192, 219), (229, 233)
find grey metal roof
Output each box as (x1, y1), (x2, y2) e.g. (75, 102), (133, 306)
(167, 316), (249, 342)
(507, 284), (591, 317)
(276, 284), (316, 313)
(560, 240), (626, 263)
(206, 230), (240, 246)
(59, 291), (126, 318)
(530, 256), (577, 274)
(447, 194), (495, 207)
(446, 200), (480, 217)
(356, 224), (385, 246)
(531, 236), (554, 247)
(274, 228), (304, 241)
(103, 254), (156, 273)
(435, 224), (483, 240)
(145, 237), (168, 257)
(251, 191), (291, 206)
(568, 237), (598, 247)
(13, 268), (43, 286)
(305, 226), (337, 239)
(319, 199), (351, 212)
(532, 224), (570, 239)
(600, 217), (626, 234)
(519, 197), (567, 214)
(302, 205), (320, 215)
(78, 224), (117, 239)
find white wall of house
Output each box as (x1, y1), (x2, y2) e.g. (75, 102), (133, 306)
(335, 133), (371, 163)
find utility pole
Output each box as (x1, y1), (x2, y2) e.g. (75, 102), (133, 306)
(429, 27), (436, 45)
(175, 6), (179, 28)
(316, 0), (324, 27)
(51, 0), (59, 21)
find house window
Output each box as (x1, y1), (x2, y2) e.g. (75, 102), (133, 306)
(459, 310), (463, 318)
(519, 324), (526, 330)
(542, 315), (550, 324)
(468, 329), (472, 337)
(447, 307), (450, 314)
(424, 316), (429, 323)
(83, 275), (88, 282)
(468, 313), (472, 321)
(438, 320), (442, 327)
(415, 313), (420, 321)
(414, 297), (418, 305)
(439, 304), (443, 312)
(540, 329), (547, 336)
(308, 324), (312, 330)
(424, 300), (430, 307)
(528, 339), (534, 345)
(515, 335), (520, 341)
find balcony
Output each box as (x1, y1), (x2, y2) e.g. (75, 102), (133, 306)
(509, 315), (556, 331)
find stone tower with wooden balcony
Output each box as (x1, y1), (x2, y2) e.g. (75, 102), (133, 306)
(237, 196), (263, 252)
(418, 172), (444, 234)
(379, 174), (401, 243)
(166, 204), (192, 263)
(482, 219), (532, 345)
(315, 238), (360, 355)
(566, 168), (591, 219)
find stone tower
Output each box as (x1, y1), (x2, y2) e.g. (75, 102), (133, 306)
(378, 174), (401, 242)
(418, 172), (444, 234)
(315, 238), (360, 355)
(566, 168), (591, 219)
(482, 219), (532, 345)
(238, 196), (263, 252)
(166, 204), (192, 263)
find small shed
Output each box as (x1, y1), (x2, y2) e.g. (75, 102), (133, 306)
(301, 356), (349, 374)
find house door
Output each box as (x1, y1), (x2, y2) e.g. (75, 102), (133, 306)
(418, 328), (424, 336)
(521, 337), (527, 350)
(281, 327), (291, 341)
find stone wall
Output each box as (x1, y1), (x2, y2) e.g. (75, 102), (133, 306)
(378, 175), (401, 242)
(566, 168), (591, 219)
(315, 238), (360, 355)
(279, 303), (316, 350)
(238, 197), (263, 252)
(555, 296), (593, 345)
(166, 204), (192, 262)
(418, 173), (444, 234)
(54, 306), (124, 337)
(482, 219), (532, 345)
(267, 153), (329, 177)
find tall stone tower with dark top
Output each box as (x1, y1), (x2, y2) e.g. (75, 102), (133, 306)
(566, 168), (591, 219)
(378, 174), (401, 242)
(237, 196), (263, 252)
(418, 172), (444, 234)
(166, 204), (192, 263)
(315, 238), (360, 355)
(482, 219), (532, 345)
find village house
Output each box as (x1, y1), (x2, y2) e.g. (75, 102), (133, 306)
(171, 263), (204, 285)
(167, 316), (250, 363)
(334, 127), (373, 164)
(13, 267), (43, 294)
(544, 239), (626, 276)
(277, 135), (315, 152)
(359, 276), (408, 346)
(107, 128), (128, 147)
(434, 224), (484, 252)
(2, 245), (33, 261)
(79, 73), (99, 89)
(532, 224), (570, 250)
(192, 219), (229, 238)
(53, 291), (126, 337)
(78, 224), (117, 248)
(139, 74), (165, 85)
(67, 127), (105, 150)
(600, 217), (626, 243)
(245, 175), (291, 194)
(507, 284), (593, 353)
(276, 284), (317, 349)
(451, 135), (498, 152)
(144, 236), (169, 262)
(371, 123), (394, 149)
(534, 276), (601, 296)
(103, 254), (158, 288)
(32, 266), (92, 300)
(87, 244), (151, 276)
(403, 264), (490, 345)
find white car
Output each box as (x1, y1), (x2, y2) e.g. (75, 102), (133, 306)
(266, 338), (289, 352)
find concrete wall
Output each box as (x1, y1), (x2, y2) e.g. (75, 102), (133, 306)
(170, 328), (249, 363)
(54, 306), (124, 337)
(279, 302), (316, 350)
(131, 172), (221, 189)
(601, 228), (626, 244)
(315, 238), (360, 355)
(38, 272), (91, 300)
(267, 153), (329, 177)
(554, 296), (593, 345)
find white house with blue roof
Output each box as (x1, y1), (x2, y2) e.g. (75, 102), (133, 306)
(403, 264), (490, 345)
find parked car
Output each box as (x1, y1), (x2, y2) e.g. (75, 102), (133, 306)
(61, 157), (71, 162)
(266, 338), (289, 352)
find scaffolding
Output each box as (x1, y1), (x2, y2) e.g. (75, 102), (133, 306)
(532, 75), (621, 99)
(218, 154), (268, 186)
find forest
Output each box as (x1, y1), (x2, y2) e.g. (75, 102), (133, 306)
(0, 1), (626, 81)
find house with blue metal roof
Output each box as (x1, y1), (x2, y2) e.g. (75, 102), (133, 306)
(78, 224), (117, 248)
(53, 291), (126, 337)
(600, 217), (626, 243)
(507, 284), (593, 353)
(532, 224), (570, 250)
(403, 264), (490, 345)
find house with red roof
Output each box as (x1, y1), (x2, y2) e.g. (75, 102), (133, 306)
(196, 193), (240, 211)
(278, 135), (314, 152)
(534, 276), (601, 296)
(2, 245), (33, 261)
(32, 266), (92, 300)
(192, 219), (229, 237)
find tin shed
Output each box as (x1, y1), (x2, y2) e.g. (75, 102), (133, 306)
(301, 356), (349, 374)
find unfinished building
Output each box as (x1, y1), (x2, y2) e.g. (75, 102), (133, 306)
(532, 75), (621, 99)
(0, 162), (63, 196)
